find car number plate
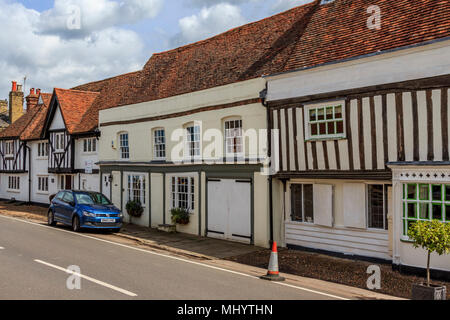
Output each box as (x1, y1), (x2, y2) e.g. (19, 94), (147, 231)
(101, 218), (116, 223)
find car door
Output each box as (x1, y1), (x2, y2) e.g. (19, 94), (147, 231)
(61, 191), (76, 223)
(52, 192), (66, 221)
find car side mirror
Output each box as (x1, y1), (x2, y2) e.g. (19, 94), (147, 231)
(69, 201), (76, 207)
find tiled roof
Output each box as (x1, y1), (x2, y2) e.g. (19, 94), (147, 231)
(110, 0), (449, 108)
(0, 107), (40, 140)
(282, 0), (450, 72)
(70, 71), (141, 134)
(21, 93), (53, 141)
(113, 2), (319, 107)
(53, 88), (100, 134)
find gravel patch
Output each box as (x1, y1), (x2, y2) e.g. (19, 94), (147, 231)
(226, 248), (450, 299)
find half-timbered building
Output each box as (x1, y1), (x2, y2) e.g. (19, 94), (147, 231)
(265, 0), (450, 273)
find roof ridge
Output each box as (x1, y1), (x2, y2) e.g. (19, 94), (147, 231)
(70, 70), (141, 90)
(151, 1), (318, 57)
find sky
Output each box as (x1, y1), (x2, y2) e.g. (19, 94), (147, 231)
(0, 0), (313, 102)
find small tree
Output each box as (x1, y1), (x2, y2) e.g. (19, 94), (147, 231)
(170, 208), (190, 225)
(408, 220), (450, 286)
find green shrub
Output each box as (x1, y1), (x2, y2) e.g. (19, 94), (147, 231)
(171, 208), (190, 225)
(125, 200), (144, 218)
(408, 220), (450, 286)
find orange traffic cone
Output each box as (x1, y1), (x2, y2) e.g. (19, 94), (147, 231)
(261, 241), (285, 282)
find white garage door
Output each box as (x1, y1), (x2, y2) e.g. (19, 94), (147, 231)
(207, 179), (251, 243)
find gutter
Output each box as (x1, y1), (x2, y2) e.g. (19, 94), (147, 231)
(25, 144), (31, 204)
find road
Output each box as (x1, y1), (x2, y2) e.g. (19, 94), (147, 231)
(0, 215), (346, 300)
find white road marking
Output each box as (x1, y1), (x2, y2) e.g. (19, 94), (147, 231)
(0, 214), (349, 300)
(34, 259), (137, 297)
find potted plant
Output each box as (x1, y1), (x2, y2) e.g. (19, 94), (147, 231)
(125, 200), (143, 224)
(170, 208), (190, 225)
(408, 220), (450, 300)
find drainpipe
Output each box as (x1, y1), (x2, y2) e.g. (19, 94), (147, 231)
(25, 144), (31, 204)
(260, 85), (274, 246)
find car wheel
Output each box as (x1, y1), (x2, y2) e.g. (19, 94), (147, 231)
(48, 210), (57, 226)
(110, 229), (121, 234)
(72, 215), (81, 232)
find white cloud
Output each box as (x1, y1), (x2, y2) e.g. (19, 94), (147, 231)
(171, 3), (247, 46)
(189, 0), (259, 7)
(272, 0), (314, 14)
(0, 0), (150, 101)
(36, 0), (163, 39)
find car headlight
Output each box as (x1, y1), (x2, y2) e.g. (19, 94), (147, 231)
(83, 211), (96, 217)
(118, 212), (124, 218)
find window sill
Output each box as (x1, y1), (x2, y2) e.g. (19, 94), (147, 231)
(37, 157), (48, 160)
(37, 191), (49, 195)
(82, 152), (97, 155)
(305, 136), (347, 143)
(7, 190), (20, 193)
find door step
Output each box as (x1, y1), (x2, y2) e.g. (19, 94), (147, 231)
(158, 224), (177, 233)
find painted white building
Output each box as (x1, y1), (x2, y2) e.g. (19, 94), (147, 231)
(265, 0), (450, 275)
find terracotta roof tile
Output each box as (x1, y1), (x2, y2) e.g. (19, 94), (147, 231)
(53, 88), (100, 134)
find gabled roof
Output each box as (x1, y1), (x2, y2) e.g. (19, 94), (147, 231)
(47, 88), (100, 135)
(0, 107), (40, 140)
(21, 93), (52, 141)
(70, 71), (141, 134)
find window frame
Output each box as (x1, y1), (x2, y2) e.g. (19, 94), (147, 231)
(5, 140), (14, 158)
(126, 174), (146, 206)
(54, 132), (65, 153)
(153, 128), (166, 161)
(119, 132), (130, 160)
(366, 183), (391, 231)
(8, 176), (20, 192)
(37, 142), (49, 159)
(289, 183), (314, 224)
(402, 183), (450, 238)
(224, 117), (244, 158)
(171, 175), (195, 213)
(37, 176), (49, 194)
(184, 123), (201, 160)
(83, 138), (97, 154)
(304, 100), (346, 141)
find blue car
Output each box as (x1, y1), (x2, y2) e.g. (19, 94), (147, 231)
(48, 190), (123, 232)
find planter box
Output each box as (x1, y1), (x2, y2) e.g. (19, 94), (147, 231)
(411, 283), (447, 300)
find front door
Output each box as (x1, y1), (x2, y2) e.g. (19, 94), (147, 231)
(102, 174), (112, 200)
(207, 179), (252, 243)
(60, 175), (73, 190)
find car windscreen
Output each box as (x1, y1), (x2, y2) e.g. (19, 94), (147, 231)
(75, 193), (112, 205)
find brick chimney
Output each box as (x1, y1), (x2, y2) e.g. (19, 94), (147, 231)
(9, 81), (24, 124)
(26, 88), (39, 110)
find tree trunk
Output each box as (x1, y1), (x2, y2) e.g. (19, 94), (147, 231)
(427, 251), (431, 287)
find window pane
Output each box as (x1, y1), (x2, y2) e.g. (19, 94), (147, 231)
(419, 184), (429, 200)
(432, 185), (442, 201)
(317, 108), (325, 121)
(336, 121), (344, 134)
(309, 109), (316, 122)
(311, 124), (318, 136)
(419, 203), (429, 220)
(407, 203), (417, 218)
(432, 204), (442, 221)
(319, 123), (326, 135)
(407, 184), (417, 199)
(334, 106), (342, 119)
(290, 185), (303, 222)
(327, 122), (335, 135)
(326, 107), (333, 120)
(446, 185), (450, 201)
(446, 205), (450, 222)
(303, 184), (314, 223)
(368, 185), (384, 229)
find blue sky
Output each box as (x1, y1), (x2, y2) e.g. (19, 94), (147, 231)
(0, 0), (312, 100)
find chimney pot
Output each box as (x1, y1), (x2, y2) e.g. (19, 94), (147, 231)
(30, 88), (35, 95)
(36, 89), (41, 95)
(12, 81), (17, 92)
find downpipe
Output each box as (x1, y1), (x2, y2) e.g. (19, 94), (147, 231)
(25, 144), (31, 204)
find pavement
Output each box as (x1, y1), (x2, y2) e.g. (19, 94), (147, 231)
(0, 208), (403, 300)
